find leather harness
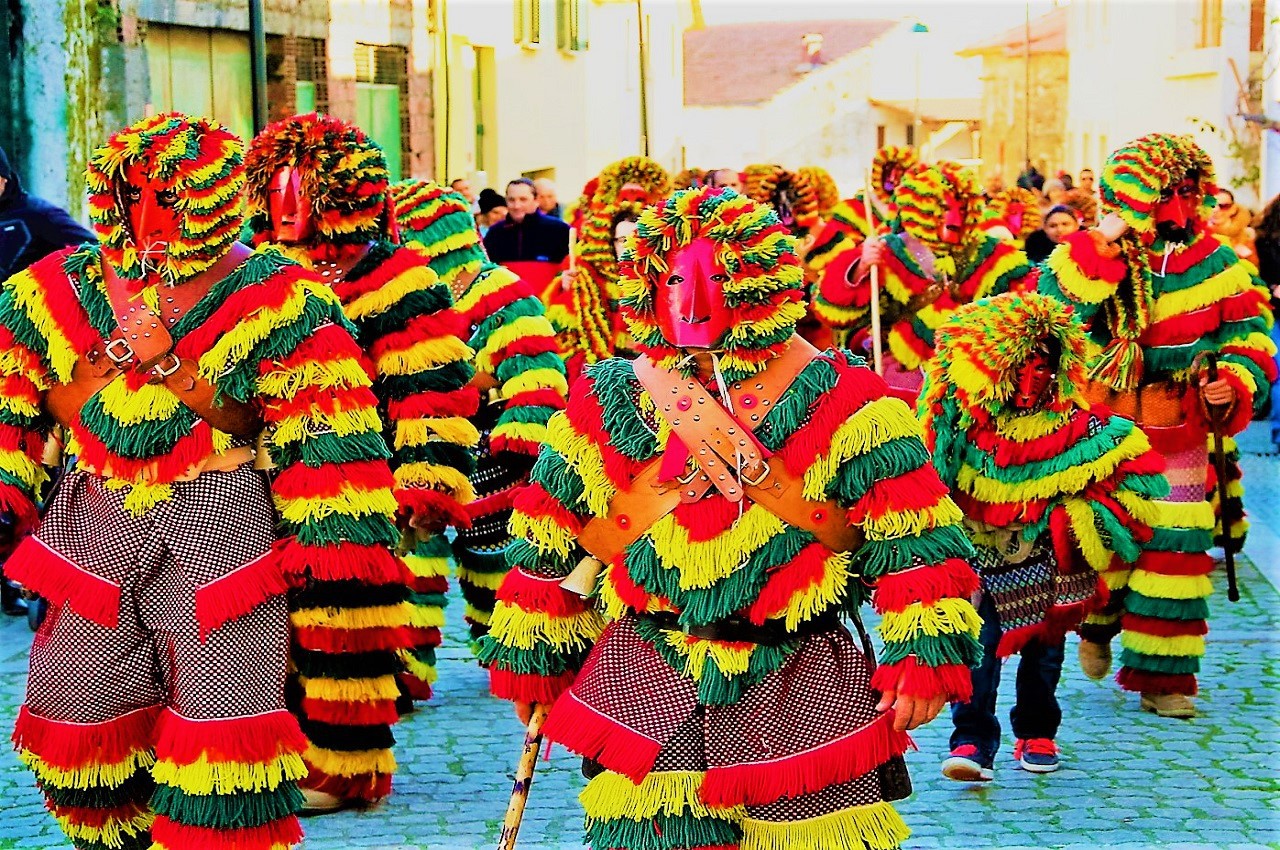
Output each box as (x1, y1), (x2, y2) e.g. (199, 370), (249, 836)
(45, 244), (264, 439)
(577, 336), (864, 564)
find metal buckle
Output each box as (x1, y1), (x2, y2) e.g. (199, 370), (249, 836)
(740, 460), (771, 487)
(152, 353), (182, 379)
(676, 465), (703, 484)
(104, 338), (134, 365)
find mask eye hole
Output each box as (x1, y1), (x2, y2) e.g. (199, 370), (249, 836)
(665, 274), (683, 287)
(156, 189), (179, 208)
(710, 273), (730, 283)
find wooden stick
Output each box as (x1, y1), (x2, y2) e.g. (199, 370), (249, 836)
(496, 704), (550, 850)
(865, 168), (884, 376)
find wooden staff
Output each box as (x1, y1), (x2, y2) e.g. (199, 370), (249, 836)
(865, 168), (884, 376)
(495, 704), (550, 850)
(1205, 355), (1240, 602)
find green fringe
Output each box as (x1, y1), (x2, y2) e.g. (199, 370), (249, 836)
(1092, 500), (1142, 565)
(292, 646), (404, 679)
(408, 590), (448, 610)
(272, 429), (391, 468)
(378, 359), (475, 402)
(290, 512), (400, 548)
(38, 771), (154, 808)
(471, 295), (544, 344)
(408, 645), (437, 668)
(1143, 526), (1214, 555)
(150, 782), (304, 829)
(358, 282), (453, 342)
(1144, 316), (1269, 375)
(394, 441), (476, 474)
(827, 436), (932, 507)
(498, 404), (561, 426)
(427, 246), (483, 285)
(496, 350), (565, 383)
(755, 358), (838, 453)
(1124, 591), (1209, 621)
(589, 360), (659, 462)
(454, 545), (509, 576)
(959, 415), (1133, 484)
(585, 810), (742, 850)
(78, 396), (196, 460)
(1125, 472), (1171, 500)
(1118, 648), (1201, 675)
(1157, 243), (1235, 293)
(474, 634), (589, 676)
(631, 616), (798, 706)
(528, 452), (587, 516)
(880, 630), (984, 668)
(852, 524), (974, 579)
(506, 538), (576, 575)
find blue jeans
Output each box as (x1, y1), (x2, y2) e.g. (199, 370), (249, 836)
(949, 591), (1065, 767)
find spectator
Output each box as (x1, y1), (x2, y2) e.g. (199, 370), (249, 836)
(1016, 164), (1044, 193)
(476, 188), (507, 237)
(1252, 195), (1280, 448)
(0, 145), (93, 281)
(450, 176), (478, 207)
(984, 174), (1005, 199)
(1209, 188), (1256, 261)
(1041, 178), (1068, 209)
(707, 168), (742, 192)
(533, 177), (563, 219)
(1023, 204), (1080, 264)
(1058, 172), (1074, 191)
(1077, 168), (1095, 195)
(483, 177), (570, 263)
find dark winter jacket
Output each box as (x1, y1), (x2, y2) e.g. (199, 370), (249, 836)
(0, 147), (94, 279)
(482, 210), (571, 263)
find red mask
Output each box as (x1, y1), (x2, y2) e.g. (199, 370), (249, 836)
(883, 166), (903, 196)
(120, 160), (181, 263)
(616, 182), (649, 206)
(1006, 202), (1025, 236)
(1012, 347), (1054, 409)
(268, 166), (315, 243)
(940, 192), (964, 245)
(1154, 177), (1200, 232)
(655, 237), (734, 349)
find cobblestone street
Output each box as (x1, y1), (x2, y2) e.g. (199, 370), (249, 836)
(1, 426), (1277, 850)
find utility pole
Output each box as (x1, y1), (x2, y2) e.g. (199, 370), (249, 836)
(636, 0), (650, 156)
(249, 0), (268, 133)
(1023, 1), (1031, 170)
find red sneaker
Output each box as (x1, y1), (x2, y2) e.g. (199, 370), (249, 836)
(1013, 738), (1060, 773)
(941, 744), (993, 782)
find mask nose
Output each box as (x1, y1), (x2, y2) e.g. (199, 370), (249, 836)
(682, 263), (711, 322)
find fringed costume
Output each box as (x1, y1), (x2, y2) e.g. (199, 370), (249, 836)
(546, 157), (671, 383)
(245, 114), (477, 802)
(480, 187), (981, 850)
(979, 187), (1042, 247)
(921, 292), (1173, 774)
(394, 181), (567, 646)
(1037, 133), (1275, 713)
(4, 113), (402, 849)
(813, 160), (1036, 399)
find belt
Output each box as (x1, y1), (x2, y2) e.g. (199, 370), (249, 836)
(638, 609), (843, 647)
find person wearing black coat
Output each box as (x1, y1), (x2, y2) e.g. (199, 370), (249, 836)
(482, 177), (571, 263)
(0, 146), (94, 280)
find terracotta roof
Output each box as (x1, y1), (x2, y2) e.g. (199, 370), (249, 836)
(684, 19), (897, 107)
(957, 7), (1067, 57)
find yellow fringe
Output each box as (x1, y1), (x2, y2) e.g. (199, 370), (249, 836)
(404, 553), (452, 579)
(98, 380), (182, 425)
(198, 284), (310, 380)
(767, 552), (852, 631)
(407, 603), (446, 629)
(663, 632), (754, 680)
(258, 358), (374, 399)
(597, 562), (633, 621)
(395, 417), (482, 449)
(1063, 498), (1112, 573)
(7, 268), (78, 382)
(274, 407), (384, 445)
(20, 750), (155, 791)
(878, 597), (981, 643)
(481, 316), (556, 368)
(152, 753), (307, 795)
(375, 334), (474, 378)
(804, 397), (921, 502)
(1128, 570), (1213, 601)
(1120, 630), (1205, 658)
(1100, 568), (1131, 592)
(545, 413), (616, 517)
(400, 651), (439, 684)
(649, 506), (784, 590)
(741, 800), (910, 850)
(501, 366), (570, 399)
(56, 805), (154, 845)
(861, 499), (963, 542)
(455, 564), (508, 590)
(993, 410), (1071, 441)
(0, 393), (41, 420)
(1152, 259), (1255, 322)
(509, 508), (578, 559)
(394, 464), (477, 503)
(1045, 241), (1119, 306)
(464, 602), (492, 626)
(453, 263), (515, 313)
(974, 242), (1033, 300)
(580, 769), (744, 821)
(343, 264), (439, 322)
(276, 486), (400, 525)
(104, 479), (172, 516)
(289, 603), (413, 631)
(0, 346), (49, 390)
(0, 446), (47, 490)
(486, 599), (604, 650)
(297, 673), (402, 703)
(303, 744), (397, 778)
(957, 428), (1149, 503)
(492, 420), (550, 449)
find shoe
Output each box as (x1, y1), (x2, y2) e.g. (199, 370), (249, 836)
(941, 745), (993, 782)
(1140, 692), (1197, 718)
(299, 788), (347, 814)
(1013, 738), (1060, 773)
(1078, 639), (1112, 680)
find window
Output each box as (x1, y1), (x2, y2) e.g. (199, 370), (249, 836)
(1197, 0), (1222, 48)
(906, 123), (916, 147)
(146, 24), (252, 144)
(354, 43), (410, 179)
(296, 37), (329, 114)
(515, 0), (541, 47)
(557, 0), (588, 52)
(876, 125), (886, 148)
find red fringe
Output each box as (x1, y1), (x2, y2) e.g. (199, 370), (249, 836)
(1142, 291), (1267, 347)
(604, 559), (655, 611)
(777, 360), (880, 477)
(511, 483), (584, 536)
(53, 800), (151, 830)
(953, 491), (1048, 529)
(747, 543), (830, 624)
(398, 673), (433, 701)
(565, 372), (644, 490)
(273, 538), (412, 586)
(299, 763), (392, 803)
(194, 551), (290, 640)
(465, 487), (518, 521)
(12, 703), (160, 769)
(256, 323), (366, 377)
(367, 309), (468, 365)
(1133, 550), (1213, 576)
(153, 708), (306, 766)
(871, 559), (979, 614)
(1121, 613), (1208, 637)
(150, 814), (303, 850)
(27, 254), (101, 357)
(330, 244), (425, 303)
(1063, 229), (1127, 282)
(870, 657), (974, 703)
(73, 423), (214, 488)
(271, 460), (394, 500)
(848, 465), (950, 523)
(5, 536), (120, 628)
(1115, 668), (1197, 696)
(388, 387), (481, 420)
(1156, 231), (1219, 274)
(699, 711), (910, 808)
(264, 384), (375, 424)
(994, 623), (1044, 660)
(0, 481), (38, 535)
(294, 625), (427, 654)
(300, 696), (400, 727)
(490, 435), (543, 457)
(505, 387), (567, 411)
(496, 567), (589, 617)
(1142, 421), (1203, 454)
(500, 334), (561, 360)
(396, 487), (472, 530)
(541, 689), (663, 783)
(673, 496), (745, 543)
(489, 668), (578, 704)
(970, 411), (1090, 465)
(463, 273), (534, 325)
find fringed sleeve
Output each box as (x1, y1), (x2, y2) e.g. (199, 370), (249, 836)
(343, 245), (481, 529)
(809, 367), (981, 703)
(1037, 230), (1127, 322)
(1195, 260), (1276, 433)
(458, 263), (568, 457)
(476, 373), (607, 704)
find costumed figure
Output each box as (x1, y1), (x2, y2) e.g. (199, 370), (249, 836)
(4, 113), (408, 848)
(672, 168), (706, 191)
(545, 156), (671, 383)
(979, 187), (1042, 247)
(393, 180), (567, 646)
(921, 292), (1172, 780)
(1037, 132), (1275, 717)
(244, 114), (477, 807)
(797, 166), (841, 221)
(479, 186), (982, 849)
(815, 160), (1036, 400)
(805, 145), (919, 328)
